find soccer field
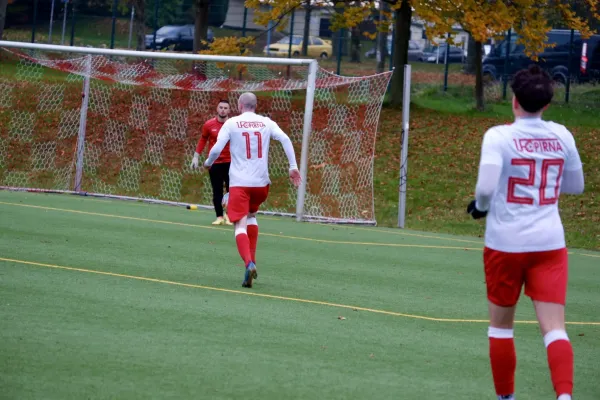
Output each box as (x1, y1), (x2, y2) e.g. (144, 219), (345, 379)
(1, 190), (598, 399)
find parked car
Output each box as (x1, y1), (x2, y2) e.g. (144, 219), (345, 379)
(263, 36), (333, 59)
(482, 29), (600, 84)
(419, 44), (466, 63)
(365, 39), (423, 62)
(145, 25), (214, 51)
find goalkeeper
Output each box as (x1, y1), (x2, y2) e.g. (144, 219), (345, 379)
(191, 100), (233, 225)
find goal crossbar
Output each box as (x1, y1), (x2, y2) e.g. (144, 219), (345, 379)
(0, 40), (316, 66)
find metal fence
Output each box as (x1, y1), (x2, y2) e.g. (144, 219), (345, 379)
(421, 30), (599, 108)
(4, 3), (599, 107)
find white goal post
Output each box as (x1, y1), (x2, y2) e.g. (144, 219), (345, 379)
(0, 40), (392, 225)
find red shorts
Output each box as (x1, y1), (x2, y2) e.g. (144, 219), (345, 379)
(227, 185), (269, 223)
(484, 247), (568, 307)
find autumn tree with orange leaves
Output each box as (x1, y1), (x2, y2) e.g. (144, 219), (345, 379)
(239, 0), (599, 109)
(418, 0), (600, 110)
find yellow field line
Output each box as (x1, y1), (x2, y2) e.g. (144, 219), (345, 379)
(573, 252), (600, 258)
(353, 226), (484, 244)
(6, 193), (598, 256)
(69, 196), (483, 243)
(1, 200), (598, 258)
(2, 256), (598, 326)
(0, 201), (483, 251)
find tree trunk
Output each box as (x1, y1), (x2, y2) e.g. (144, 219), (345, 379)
(350, 27), (361, 62)
(389, 0), (411, 108)
(474, 40), (484, 111)
(194, 0), (210, 52)
(0, 0), (8, 40)
(302, 0), (311, 56)
(464, 34), (476, 74)
(132, 0), (146, 51)
(377, 30), (388, 73)
(376, 3), (389, 73)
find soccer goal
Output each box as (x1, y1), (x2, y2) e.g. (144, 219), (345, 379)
(0, 41), (392, 225)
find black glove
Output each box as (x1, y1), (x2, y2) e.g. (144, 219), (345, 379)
(467, 199), (488, 219)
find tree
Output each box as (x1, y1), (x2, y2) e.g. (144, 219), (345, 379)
(194, 0), (210, 52)
(418, 0), (600, 110)
(0, 0), (8, 40)
(247, 0), (600, 110)
(390, 0), (411, 107)
(376, 2), (390, 73)
(244, 0), (411, 106)
(301, 0), (312, 56)
(130, 0), (146, 50)
(193, 0), (232, 52)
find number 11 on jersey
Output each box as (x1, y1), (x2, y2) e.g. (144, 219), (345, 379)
(243, 131), (263, 159)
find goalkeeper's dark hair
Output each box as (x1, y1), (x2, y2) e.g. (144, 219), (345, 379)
(218, 99), (230, 105)
(511, 65), (554, 113)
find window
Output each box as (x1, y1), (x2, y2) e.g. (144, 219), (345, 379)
(313, 38), (323, 45)
(590, 39), (600, 69)
(156, 26), (179, 35)
(278, 37), (302, 45)
(547, 33), (576, 48)
(494, 38), (523, 56)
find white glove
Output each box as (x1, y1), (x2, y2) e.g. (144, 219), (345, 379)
(222, 192), (229, 206)
(190, 152), (199, 169)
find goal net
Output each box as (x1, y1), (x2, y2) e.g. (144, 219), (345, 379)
(0, 42), (392, 225)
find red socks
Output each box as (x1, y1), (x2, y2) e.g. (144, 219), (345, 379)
(235, 230), (252, 266)
(488, 327), (516, 397)
(235, 217), (258, 267)
(488, 327), (574, 399)
(545, 330), (573, 398)
(247, 224), (258, 263)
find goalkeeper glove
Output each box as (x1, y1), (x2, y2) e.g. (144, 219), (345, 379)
(190, 152), (200, 169)
(467, 199), (488, 219)
(222, 192), (229, 207)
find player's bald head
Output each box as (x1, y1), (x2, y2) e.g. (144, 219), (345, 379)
(238, 92), (257, 113)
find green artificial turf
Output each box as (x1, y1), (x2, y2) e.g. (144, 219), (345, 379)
(1, 190), (598, 399)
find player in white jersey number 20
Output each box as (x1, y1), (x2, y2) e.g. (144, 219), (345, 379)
(204, 92), (302, 288)
(467, 65), (585, 400)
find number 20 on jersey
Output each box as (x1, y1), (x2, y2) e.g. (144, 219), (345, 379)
(507, 158), (565, 206)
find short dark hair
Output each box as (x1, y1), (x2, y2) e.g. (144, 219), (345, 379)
(218, 99), (230, 105)
(510, 65), (554, 113)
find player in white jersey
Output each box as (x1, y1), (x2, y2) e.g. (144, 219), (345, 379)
(204, 92), (301, 288)
(467, 65), (585, 400)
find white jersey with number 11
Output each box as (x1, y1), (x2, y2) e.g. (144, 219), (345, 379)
(210, 111), (298, 188)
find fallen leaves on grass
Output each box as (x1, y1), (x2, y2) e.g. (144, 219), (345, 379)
(374, 108), (600, 250)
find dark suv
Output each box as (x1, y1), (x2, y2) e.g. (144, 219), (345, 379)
(145, 25), (214, 51)
(482, 29), (600, 84)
